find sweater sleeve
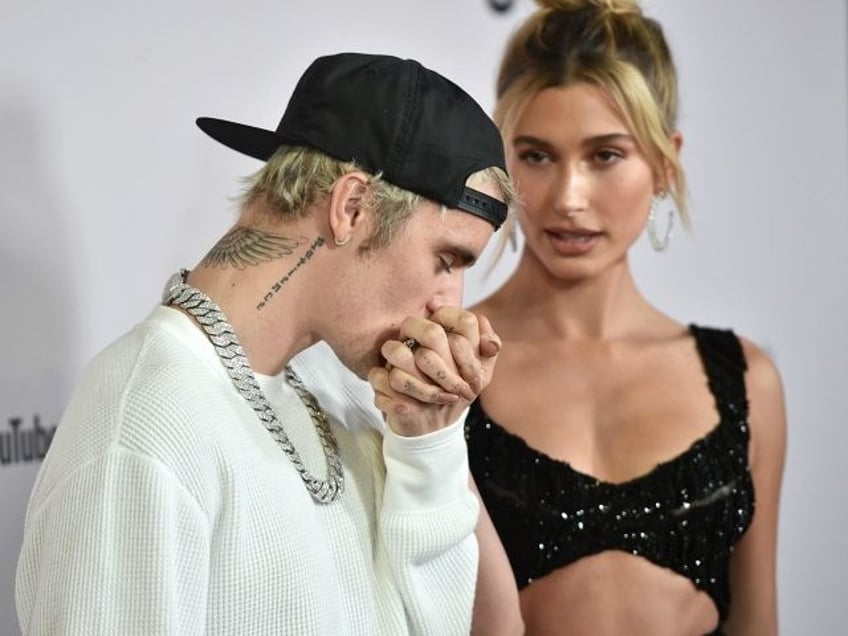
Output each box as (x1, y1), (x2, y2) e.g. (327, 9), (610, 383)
(16, 449), (211, 636)
(379, 413), (480, 636)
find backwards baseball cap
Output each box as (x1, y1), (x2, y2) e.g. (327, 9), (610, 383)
(197, 52), (508, 229)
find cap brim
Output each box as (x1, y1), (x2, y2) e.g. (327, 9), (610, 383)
(196, 117), (284, 161)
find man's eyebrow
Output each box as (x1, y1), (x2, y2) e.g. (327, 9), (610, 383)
(457, 248), (478, 267)
(443, 244), (478, 268)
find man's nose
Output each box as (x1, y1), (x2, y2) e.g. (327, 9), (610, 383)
(426, 276), (464, 314)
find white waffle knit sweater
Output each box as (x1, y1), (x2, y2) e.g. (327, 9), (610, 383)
(16, 306), (479, 635)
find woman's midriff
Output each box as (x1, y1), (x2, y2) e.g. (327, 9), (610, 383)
(519, 551), (720, 636)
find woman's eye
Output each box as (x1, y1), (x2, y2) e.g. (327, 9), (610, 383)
(595, 149), (623, 164)
(518, 149), (550, 165)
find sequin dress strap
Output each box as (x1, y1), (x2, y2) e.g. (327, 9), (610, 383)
(688, 324), (748, 423)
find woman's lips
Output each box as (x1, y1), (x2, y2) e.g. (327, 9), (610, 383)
(545, 228), (602, 255)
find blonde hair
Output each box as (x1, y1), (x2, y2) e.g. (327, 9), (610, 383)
(240, 146), (515, 249)
(495, 0), (688, 223)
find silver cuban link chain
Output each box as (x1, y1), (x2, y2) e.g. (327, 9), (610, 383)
(162, 269), (344, 504)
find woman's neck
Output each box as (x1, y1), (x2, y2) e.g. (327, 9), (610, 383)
(485, 251), (658, 342)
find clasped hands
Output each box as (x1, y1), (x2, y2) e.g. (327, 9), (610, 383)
(368, 307), (501, 437)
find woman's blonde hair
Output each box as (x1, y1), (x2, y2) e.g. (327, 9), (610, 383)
(495, 0), (688, 223)
(239, 146), (513, 249)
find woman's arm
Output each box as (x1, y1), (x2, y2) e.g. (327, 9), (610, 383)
(470, 476), (525, 636)
(725, 339), (787, 635)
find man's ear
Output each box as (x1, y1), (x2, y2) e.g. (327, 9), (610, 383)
(328, 172), (369, 247)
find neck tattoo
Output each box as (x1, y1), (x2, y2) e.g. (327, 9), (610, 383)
(162, 269), (344, 504)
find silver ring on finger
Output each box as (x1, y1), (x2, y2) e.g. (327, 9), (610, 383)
(402, 337), (420, 352)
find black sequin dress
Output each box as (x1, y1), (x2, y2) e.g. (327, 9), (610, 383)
(465, 325), (754, 631)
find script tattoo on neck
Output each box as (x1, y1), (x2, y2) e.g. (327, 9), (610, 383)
(201, 226), (306, 270)
(256, 236), (325, 311)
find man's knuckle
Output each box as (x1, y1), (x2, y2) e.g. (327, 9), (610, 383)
(421, 323), (443, 341)
(456, 312), (477, 331)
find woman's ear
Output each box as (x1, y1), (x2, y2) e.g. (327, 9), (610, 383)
(657, 131), (684, 193)
(671, 130), (683, 153)
(328, 172), (369, 247)
(667, 131), (684, 187)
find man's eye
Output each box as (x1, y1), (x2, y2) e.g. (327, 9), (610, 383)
(439, 256), (455, 273)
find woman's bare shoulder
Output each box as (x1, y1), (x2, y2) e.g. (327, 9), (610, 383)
(737, 335), (784, 405)
(736, 334), (787, 468)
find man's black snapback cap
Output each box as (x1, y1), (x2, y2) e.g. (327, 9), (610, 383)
(197, 52), (508, 229)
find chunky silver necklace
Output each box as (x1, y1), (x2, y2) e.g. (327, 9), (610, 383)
(162, 269), (344, 504)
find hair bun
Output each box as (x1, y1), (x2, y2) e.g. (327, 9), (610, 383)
(535, 0), (643, 17)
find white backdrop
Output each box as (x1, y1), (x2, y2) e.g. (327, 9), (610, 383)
(1, 0), (846, 633)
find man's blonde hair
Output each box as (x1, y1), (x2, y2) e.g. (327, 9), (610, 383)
(240, 146), (515, 248)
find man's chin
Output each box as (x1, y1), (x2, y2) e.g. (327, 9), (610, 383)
(349, 365), (370, 381)
(335, 352), (380, 382)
